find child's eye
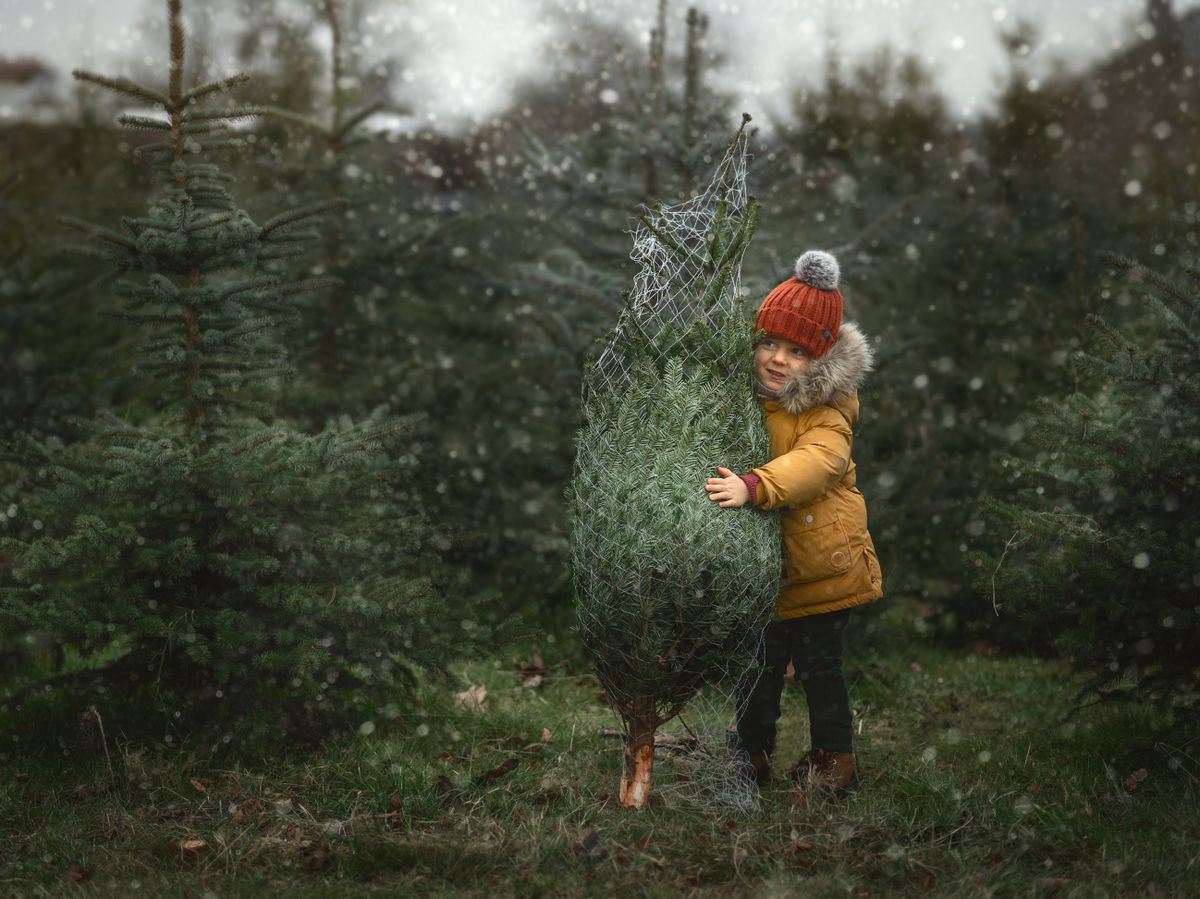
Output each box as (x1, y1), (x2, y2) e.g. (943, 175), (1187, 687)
(791, 348), (806, 358)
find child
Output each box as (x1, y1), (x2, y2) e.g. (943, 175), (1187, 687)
(704, 249), (883, 795)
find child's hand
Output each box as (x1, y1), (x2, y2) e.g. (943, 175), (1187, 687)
(704, 466), (750, 508)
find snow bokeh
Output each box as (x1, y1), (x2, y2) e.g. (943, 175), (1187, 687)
(4, 0), (1200, 128)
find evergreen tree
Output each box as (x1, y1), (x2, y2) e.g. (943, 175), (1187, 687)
(0, 0), (484, 740)
(572, 123), (779, 808)
(0, 174), (94, 445)
(245, 0), (469, 420)
(977, 255), (1199, 710)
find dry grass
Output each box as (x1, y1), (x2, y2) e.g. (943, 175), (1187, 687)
(1, 630), (1197, 898)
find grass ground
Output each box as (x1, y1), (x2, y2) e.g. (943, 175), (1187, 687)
(2, 624), (1198, 898)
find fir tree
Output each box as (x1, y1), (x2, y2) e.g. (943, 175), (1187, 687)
(572, 122), (779, 808)
(977, 255), (1200, 712)
(247, 0), (469, 417)
(0, 0), (484, 740)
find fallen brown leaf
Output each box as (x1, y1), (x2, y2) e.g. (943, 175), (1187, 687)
(190, 778), (206, 795)
(1037, 877), (1064, 895)
(573, 829), (606, 865)
(909, 660), (924, 673)
(476, 758), (520, 786)
(454, 684), (488, 712)
(177, 837), (207, 862)
(299, 844), (335, 872)
(63, 868), (94, 884)
(384, 792), (405, 830)
(320, 819), (347, 837)
(1123, 768), (1149, 792)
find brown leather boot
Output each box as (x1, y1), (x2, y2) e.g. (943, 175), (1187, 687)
(786, 748), (860, 795)
(735, 750), (772, 786)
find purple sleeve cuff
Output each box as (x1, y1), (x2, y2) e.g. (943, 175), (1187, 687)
(739, 473), (760, 506)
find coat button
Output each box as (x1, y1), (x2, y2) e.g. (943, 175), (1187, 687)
(831, 551), (847, 567)
(804, 514), (814, 524)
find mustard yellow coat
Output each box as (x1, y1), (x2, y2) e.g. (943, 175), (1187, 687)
(749, 322), (884, 619)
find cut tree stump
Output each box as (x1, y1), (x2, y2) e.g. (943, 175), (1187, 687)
(619, 696), (657, 809)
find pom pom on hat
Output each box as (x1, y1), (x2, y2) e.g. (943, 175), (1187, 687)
(795, 250), (839, 290)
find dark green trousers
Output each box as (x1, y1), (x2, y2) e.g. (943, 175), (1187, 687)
(735, 609), (854, 756)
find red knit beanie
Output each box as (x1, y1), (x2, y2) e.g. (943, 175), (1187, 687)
(754, 250), (843, 358)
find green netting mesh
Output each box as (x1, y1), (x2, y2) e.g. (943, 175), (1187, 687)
(571, 121), (781, 813)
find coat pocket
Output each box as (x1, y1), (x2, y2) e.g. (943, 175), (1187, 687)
(781, 507), (854, 585)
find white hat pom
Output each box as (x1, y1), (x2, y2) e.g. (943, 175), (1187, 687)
(794, 250), (840, 290)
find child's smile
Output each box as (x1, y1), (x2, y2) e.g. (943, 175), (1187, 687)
(755, 336), (810, 389)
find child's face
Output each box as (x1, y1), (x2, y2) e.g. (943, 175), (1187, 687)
(755, 335), (810, 388)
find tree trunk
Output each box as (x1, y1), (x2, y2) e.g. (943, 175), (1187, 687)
(619, 696), (657, 809)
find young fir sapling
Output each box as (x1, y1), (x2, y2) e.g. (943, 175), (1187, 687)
(1, 0), (486, 737)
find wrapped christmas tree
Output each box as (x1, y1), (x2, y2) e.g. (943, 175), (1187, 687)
(571, 119), (780, 809)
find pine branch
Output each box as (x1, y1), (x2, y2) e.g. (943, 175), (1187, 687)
(1102, 252), (1198, 313)
(72, 70), (170, 107)
(119, 114), (172, 131)
(253, 105), (325, 133)
(334, 102), (386, 141)
(712, 198), (759, 271)
(183, 107), (267, 123)
(259, 201), (347, 240)
(235, 432), (287, 455)
(220, 278), (280, 300)
(277, 278), (341, 298)
(358, 423), (413, 445)
(636, 211), (690, 259)
(57, 215), (137, 252)
(181, 72), (251, 105)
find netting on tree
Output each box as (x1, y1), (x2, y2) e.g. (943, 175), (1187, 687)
(589, 125), (752, 390)
(571, 119), (780, 812)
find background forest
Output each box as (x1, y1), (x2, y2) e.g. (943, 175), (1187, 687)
(1, 0), (1198, 895)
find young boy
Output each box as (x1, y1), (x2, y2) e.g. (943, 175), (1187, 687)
(704, 249), (883, 795)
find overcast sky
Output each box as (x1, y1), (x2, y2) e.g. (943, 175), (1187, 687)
(2, 0), (1197, 129)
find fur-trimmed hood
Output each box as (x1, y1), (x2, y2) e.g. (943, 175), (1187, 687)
(768, 321), (874, 415)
